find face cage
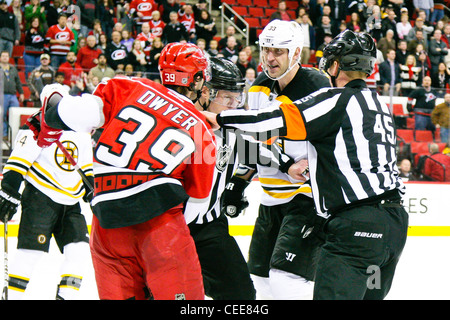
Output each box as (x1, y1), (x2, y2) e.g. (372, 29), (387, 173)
(209, 89), (246, 109)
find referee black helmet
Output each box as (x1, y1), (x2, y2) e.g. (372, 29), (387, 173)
(319, 30), (377, 75)
(206, 57), (245, 92)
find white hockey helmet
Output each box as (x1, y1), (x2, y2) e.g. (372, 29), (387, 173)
(258, 19), (304, 80)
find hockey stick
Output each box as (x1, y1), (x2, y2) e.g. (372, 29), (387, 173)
(55, 140), (94, 194)
(2, 217), (8, 300)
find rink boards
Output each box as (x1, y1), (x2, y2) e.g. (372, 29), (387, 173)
(2, 180), (450, 238)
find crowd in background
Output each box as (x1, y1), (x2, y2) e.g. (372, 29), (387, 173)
(0, 0), (449, 180)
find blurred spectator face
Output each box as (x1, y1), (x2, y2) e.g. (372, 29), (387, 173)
(66, 51), (76, 63)
(422, 76), (431, 88)
(444, 24), (450, 36)
(399, 159), (411, 174)
(169, 12), (178, 23)
(55, 73), (65, 84)
(0, 51), (9, 63)
(444, 93), (450, 104)
(416, 30), (424, 41)
(209, 40), (218, 49)
(87, 35), (96, 48)
(238, 51), (248, 63)
(227, 36), (236, 50)
(141, 22), (150, 34)
(185, 4), (193, 14)
(58, 15), (68, 28)
(398, 41), (407, 51)
(387, 49), (396, 61)
(434, 29), (442, 40)
(152, 10), (161, 21)
(111, 31), (121, 44)
(225, 26), (236, 37)
(278, 1), (286, 11)
(98, 55), (107, 66)
(245, 68), (255, 81)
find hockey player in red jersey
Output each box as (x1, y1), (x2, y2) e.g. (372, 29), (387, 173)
(27, 42), (217, 300)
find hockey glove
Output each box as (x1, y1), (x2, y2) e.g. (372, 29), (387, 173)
(0, 187), (21, 222)
(221, 176), (250, 218)
(82, 176), (95, 203)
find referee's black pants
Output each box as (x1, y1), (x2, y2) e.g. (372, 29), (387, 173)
(313, 203), (408, 300)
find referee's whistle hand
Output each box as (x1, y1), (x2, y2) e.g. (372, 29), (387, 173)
(288, 159), (309, 182)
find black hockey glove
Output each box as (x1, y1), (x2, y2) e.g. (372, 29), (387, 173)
(0, 187), (21, 222)
(221, 176), (250, 218)
(82, 176), (95, 203)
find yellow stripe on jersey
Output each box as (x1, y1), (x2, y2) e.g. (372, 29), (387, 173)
(26, 170), (84, 199)
(32, 162), (84, 192)
(259, 177), (306, 186)
(263, 186), (312, 199)
(248, 85), (272, 96)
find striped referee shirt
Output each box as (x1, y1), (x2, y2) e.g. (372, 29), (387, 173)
(217, 79), (406, 215)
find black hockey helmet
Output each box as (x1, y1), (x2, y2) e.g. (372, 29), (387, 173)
(319, 30), (376, 75)
(206, 57), (245, 92)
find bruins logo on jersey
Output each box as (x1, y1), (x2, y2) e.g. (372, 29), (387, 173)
(54, 140), (78, 172)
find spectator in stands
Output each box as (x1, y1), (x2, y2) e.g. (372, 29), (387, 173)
(298, 14), (315, 65)
(23, 16), (46, 78)
(160, 0), (180, 24)
(235, 50), (257, 78)
(327, 0), (346, 22)
(314, 14), (337, 50)
(407, 76), (438, 136)
(378, 29), (396, 60)
(207, 38), (219, 57)
(57, 51), (84, 88)
(161, 11), (189, 44)
(149, 10), (165, 39)
(413, 0), (434, 22)
(77, 0), (97, 38)
(431, 92), (450, 144)
(54, 70), (70, 90)
(121, 30), (134, 52)
(406, 17), (433, 43)
(105, 30), (129, 71)
(431, 62), (450, 98)
(346, 12), (364, 33)
(178, 3), (196, 43)
(147, 36), (163, 81)
(24, 0), (46, 31)
(97, 33), (108, 52)
(129, 0), (157, 34)
(220, 35), (239, 63)
(441, 23), (450, 48)
(407, 29), (428, 54)
(423, 143), (450, 181)
(218, 25), (242, 52)
(396, 13), (412, 40)
(416, 49), (431, 85)
(270, 0), (293, 21)
(429, 29), (449, 74)
(27, 53), (55, 108)
(381, 6), (399, 41)
(98, 0), (115, 39)
(46, 12), (75, 70)
(395, 40), (409, 66)
(0, 0), (20, 57)
(379, 48), (402, 96)
(9, 0), (23, 32)
(315, 32), (333, 65)
(136, 22), (155, 58)
(0, 50), (23, 137)
(398, 158), (420, 181)
(88, 53), (115, 81)
(77, 35), (102, 72)
(128, 39), (148, 73)
(195, 9), (216, 48)
(399, 54), (421, 95)
(88, 19), (104, 45)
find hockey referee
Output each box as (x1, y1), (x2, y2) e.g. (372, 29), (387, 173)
(204, 30), (409, 300)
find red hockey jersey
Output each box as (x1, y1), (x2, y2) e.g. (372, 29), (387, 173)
(130, 0), (157, 25)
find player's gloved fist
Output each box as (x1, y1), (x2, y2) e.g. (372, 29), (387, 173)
(221, 176), (250, 218)
(0, 187), (21, 222)
(26, 112), (63, 148)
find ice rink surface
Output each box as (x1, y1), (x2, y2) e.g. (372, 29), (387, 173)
(2, 234), (450, 300)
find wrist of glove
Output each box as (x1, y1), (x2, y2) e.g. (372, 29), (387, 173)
(0, 187), (21, 222)
(221, 176), (250, 218)
(26, 112), (63, 148)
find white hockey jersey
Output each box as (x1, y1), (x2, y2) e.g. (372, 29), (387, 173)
(3, 129), (94, 205)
